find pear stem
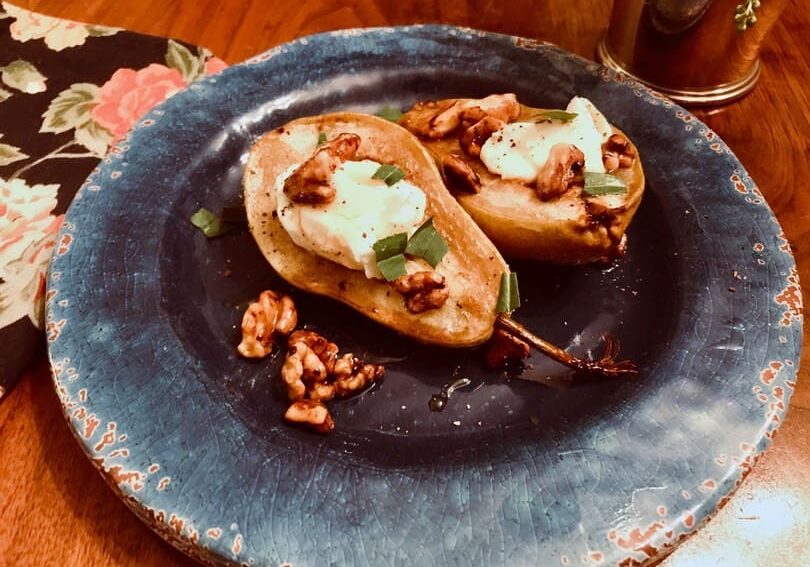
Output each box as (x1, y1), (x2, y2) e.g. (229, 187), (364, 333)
(495, 315), (638, 377)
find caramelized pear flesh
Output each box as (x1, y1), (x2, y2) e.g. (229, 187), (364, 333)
(400, 98), (646, 265)
(243, 113), (508, 348)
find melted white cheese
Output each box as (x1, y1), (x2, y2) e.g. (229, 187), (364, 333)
(479, 96), (612, 182)
(276, 159), (427, 278)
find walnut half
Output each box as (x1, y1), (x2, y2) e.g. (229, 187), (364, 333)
(535, 143), (585, 201)
(602, 133), (635, 172)
(279, 330), (385, 433)
(282, 132), (360, 205)
(284, 400), (335, 434)
(393, 271), (449, 313)
(237, 290), (298, 358)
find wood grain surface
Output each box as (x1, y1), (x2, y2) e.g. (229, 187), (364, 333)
(2, 1), (808, 565)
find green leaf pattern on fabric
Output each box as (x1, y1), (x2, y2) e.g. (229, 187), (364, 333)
(41, 83), (100, 133)
(0, 134), (28, 166)
(86, 25), (120, 38)
(39, 82), (112, 157)
(0, 59), (46, 93)
(166, 39), (203, 82)
(74, 119), (114, 157)
(0, 87), (11, 103)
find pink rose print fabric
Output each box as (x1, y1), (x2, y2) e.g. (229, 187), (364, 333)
(92, 64), (187, 139)
(0, 2), (227, 397)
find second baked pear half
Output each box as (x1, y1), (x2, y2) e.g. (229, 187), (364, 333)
(399, 94), (645, 265)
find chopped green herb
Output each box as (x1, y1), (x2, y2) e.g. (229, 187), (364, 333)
(190, 207), (229, 238)
(373, 232), (408, 261)
(533, 110), (578, 122)
(376, 106), (403, 122)
(405, 217), (448, 268)
(317, 132), (328, 146)
(377, 253), (407, 281)
(372, 164), (406, 186)
(583, 171), (627, 196)
(496, 271), (521, 314)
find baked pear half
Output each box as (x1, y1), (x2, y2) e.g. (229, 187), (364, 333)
(243, 112), (508, 348)
(399, 94), (645, 264)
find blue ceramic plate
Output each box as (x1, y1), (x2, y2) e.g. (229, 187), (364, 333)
(47, 26), (802, 567)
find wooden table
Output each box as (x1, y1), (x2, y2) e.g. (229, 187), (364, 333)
(2, 1), (808, 565)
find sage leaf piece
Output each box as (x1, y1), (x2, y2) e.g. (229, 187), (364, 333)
(405, 217), (448, 268)
(377, 254), (407, 281)
(190, 207), (228, 238)
(583, 171), (627, 196)
(373, 232), (408, 261)
(533, 110), (578, 122)
(496, 271), (521, 314)
(376, 106), (403, 122)
(372, 164), (406, 186)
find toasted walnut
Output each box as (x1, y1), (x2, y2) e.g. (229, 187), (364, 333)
(536, 143), (585, 201)
(484, 328), (531, 369)
(278, 330), (386, 433)
(284, 400), (335, 434)
(283, 133), (360, 204)
(393, 271), (449, 313)
(457, 94), (520, 127)
(288, 330), (339, 373)
(398, 99), (461, 139)
(332, 353), (385, 397)
(400, 94), (519, 139)
(274, 295), (298, 334)
(238, 290), (298, 358)
(459, 116), (505, 158)
(281, 341), (328, 400)
(308, 382), (336, 402)
(602, 133), (635, 171)
(441, 153), (481, 194)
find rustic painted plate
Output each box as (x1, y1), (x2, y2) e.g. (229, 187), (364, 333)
(46, 26), (802, 567)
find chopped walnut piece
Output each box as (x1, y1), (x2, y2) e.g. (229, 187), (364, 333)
(458, 94), (520, 127)
(283, 132), (360, 205)
(308, 382), (336, 402)
(237, 290), (298, 358)
(399, 99), (462, 139)
(281, 341), (327, 400)
(536, 143), (585, 201)
(400, 94), (519, 139)
(284, 400), (335, 434)
(393, 271), (449, 313)
(274, 295), (298, 334)
(278, 329), (385, 433)
(459, 116), (505, 158)
(602, 133), (635, 172)
(332, 354), (385, 397)
(484, 328), (531, 369)
(441, 153), (481, 194)
(288, 330), (339, 373)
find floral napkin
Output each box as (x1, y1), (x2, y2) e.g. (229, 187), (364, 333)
(0, 2), (226, 398)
